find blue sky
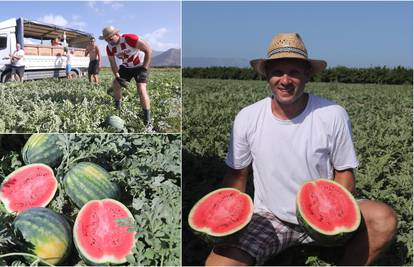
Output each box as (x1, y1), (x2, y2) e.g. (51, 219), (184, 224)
(183, 1), (413, 68)
(0, 1), (181, 52)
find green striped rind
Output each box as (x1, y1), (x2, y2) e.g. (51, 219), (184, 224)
(73, 199), (136, 265)
(296, 179), (361, 246)
(22, 134), (64, 167)
(188, 188), (254, 240)
(63, 162), (120, 208)
(13, 207), (72, 265)
(106, 115), (125, 130)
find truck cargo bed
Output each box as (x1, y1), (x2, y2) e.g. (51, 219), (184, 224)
(24, 44), (86, 57)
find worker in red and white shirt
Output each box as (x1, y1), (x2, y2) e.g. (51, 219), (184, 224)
(100, 26), (152, 126)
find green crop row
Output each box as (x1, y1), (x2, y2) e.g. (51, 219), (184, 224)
(182, 78), (413, 266)
(0, 68), (181, 133)
(183, 66), (413, 84)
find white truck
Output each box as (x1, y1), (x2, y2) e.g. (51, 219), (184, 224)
(0, 17), (92, 82)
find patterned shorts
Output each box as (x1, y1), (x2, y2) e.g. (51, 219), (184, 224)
(214, 209), (315, 265)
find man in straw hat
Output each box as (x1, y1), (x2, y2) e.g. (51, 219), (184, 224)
(205, 33), (397, 266)
(100, 25), (152, 126)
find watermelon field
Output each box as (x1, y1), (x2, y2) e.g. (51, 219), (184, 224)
(0, 68), (181, 133)
(182, 78), (413, 266)
(0, 133), (181, 266)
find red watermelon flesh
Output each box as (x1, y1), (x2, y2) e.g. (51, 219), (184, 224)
(189, 188), (253, 236)
(0, 164), (57, 213)
(297, 179), (360, 234)
(74, 199), (135, 264)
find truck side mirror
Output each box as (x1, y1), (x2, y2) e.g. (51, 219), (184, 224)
(2, 57), (10, 60)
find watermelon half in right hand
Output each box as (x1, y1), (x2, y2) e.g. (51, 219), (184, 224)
(188, 188), (253, 238)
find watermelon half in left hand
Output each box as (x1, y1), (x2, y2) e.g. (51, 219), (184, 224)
(296, 179), (361, 246)
(0, 164), (58, 213)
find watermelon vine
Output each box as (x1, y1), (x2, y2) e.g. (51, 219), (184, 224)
(0, 134), (181, 266)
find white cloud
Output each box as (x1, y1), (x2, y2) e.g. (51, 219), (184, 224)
(69, 15), (87, 31)
(37, 14), (68, 27)
(110, 2), (124, 10)
(143, 28), (178, 51)
(87, 1), (103, 14)
(88, 1), (96, 9)
(37, 14), (87, 31)
(87, 0), (123, 14)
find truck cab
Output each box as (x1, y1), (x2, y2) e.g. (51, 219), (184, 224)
(0, 18), (92, 82)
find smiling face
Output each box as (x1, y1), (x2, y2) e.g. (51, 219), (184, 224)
(266, 58), (311, 107)
(105, 34), (120, 46)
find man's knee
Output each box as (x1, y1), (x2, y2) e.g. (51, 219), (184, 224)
(205, 246), (254, 266)
(361, 200), (398, 239)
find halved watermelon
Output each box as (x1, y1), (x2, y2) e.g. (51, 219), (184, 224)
(296, 179), (361, 245)
(73, 199), (136, 265)
(0, 164), (57, 213)
(188, 188), (253, 237)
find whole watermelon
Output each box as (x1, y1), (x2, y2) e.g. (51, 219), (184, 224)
(13, 207), (72, 265)
(63, 162), (120, 208)
(105, 115), (125, 131)
(22, 134), (64, 167)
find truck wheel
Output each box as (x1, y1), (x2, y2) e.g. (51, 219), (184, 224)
(70, 70), (78, 79)
(3, 72), (21, 83)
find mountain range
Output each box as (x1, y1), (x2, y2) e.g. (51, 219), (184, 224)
(101, 48), (181, 67)
(183, 57), (250, 68)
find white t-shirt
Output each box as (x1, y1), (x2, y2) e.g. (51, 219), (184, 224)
(12, 49), (25, 67)
(225, 93), (359, 224)
(66, 53), (72, 65)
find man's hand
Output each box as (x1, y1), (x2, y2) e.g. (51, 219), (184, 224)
(116, 77), (128, 88)
(334, 168), (356, 194)
(222, 165), (251, 193)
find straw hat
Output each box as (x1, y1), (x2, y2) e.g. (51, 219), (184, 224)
(99, 26), (120, 40)
(250, 33), (327, 77)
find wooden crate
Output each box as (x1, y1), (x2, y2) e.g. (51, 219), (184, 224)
(24, 46), (38, 56)
(73, 49), (86, 57)
(52, 47), (64, 56)
(24, 44), (86, 57)
(38, 47), (52, 56)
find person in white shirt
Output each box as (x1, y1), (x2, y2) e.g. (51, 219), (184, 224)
(205, 33), (397, 266)
(9, 43), (25, 81)
(63, 47), (74, 80)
